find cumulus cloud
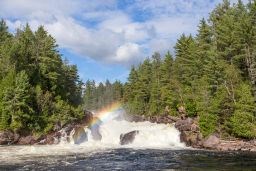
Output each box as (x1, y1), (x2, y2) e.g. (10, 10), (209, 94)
(46, 17), (123, 61)
(0, 0), (247, 66)
(114, 43), (143, 63)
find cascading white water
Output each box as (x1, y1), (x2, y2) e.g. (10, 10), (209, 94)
(0, 109), (185, 164)
(74, 109), (185, 149)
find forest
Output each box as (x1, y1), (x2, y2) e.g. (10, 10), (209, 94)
(0, 0), (256, 140)
(85, 0), (256, 139)
(0, 21), (84, 135)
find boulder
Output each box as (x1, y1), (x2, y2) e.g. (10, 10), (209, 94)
(13, 133), (20, 143)
(203, 135), (220, 149)
(90, 124), (102, 141)
(36, 132), (61, 145)
(120, 130), (139, 145)
(167, 116), (180, 122)
(88, 116), (102, 141)
(190, 123), (200, 132)
(62, 124), (75, 135)
(0, 131), (14, 145)
(180, 131), (202, 147)
(71, 126), (88, 144)
(175, 118), (193, 131)
(18, 135), (36, 145)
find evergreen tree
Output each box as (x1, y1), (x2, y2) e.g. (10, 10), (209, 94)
(159, 52), (175, 114)
(2, 71), (33, 131)
(0, 21), (83, 134)
(149, 52), (161, 114)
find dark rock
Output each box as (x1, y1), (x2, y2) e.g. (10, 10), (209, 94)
(0, 131), (14, 145)
(190, 123), (200, 132)
(180, 131), (202, 147)
(45, 134), (59, 145)
(71, 126), (88, 144)
(90, 123), (102, 141)
(18, 135), (36, 145)
(180, 114), (186, 120)
(214, 139), (256, 152)
(83, 110), (94, 126)
(37, 132), (61, 145)
(13, 133), (20, 143)
(175, 118), (193, 131)
(167, 116), (180, 122)
(120, 130), (139, 145)
(63, 124), (75, 135)
(203, 135), (220, 149)
(174, 117), (203, 147)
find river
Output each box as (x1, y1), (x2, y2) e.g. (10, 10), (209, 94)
(0, 110), (255, 170)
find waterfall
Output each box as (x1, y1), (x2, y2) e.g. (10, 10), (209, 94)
(69, 109), (185, 149)
(0, 109), (185, 162)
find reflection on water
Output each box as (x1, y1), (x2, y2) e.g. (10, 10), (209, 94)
(0, 147), (256, 171)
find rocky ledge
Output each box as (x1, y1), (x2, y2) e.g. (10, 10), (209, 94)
(175, 117), (256, 152)
(1, 111), (255, 152)
(0, 110), (100, 145)
(131, 114), (256, 152)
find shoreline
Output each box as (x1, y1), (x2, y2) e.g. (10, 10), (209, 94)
(130, 114), (256, 152)
(0, 112), (255, 152)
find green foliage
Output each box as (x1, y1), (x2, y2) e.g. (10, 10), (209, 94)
(123, 0), (256, 139)
(199, 113), (218, 137)
(0, 21), (83, 134)
(229, 110), (256, 138)
(228, 83), (256, 138)
(83, 79), (123, 111)
(1, 0), (256, 141)
(185, 99), (198, 117)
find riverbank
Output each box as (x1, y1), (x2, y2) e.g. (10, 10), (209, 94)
(128, 114), (256, 152)
(0, 110), (95, 145)
(0, 111), (255, 152)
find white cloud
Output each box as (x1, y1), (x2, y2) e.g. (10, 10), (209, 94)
(0, 0), (249, 66)
(45, 17), (124, 61)
(114, 43), (143, 63)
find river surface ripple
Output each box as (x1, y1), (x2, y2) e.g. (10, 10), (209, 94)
(0, 146), (256, 171)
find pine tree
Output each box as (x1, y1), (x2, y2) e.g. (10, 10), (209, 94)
(0, 19), (11, 43)
(174, 34), (199, 85)
(0, 21), (84, 134)
(0, 70), (15, 130)
(136, 59), (152, 114)
(0, 19), (12, 80)
(149, 52), (162, 115)
(229, 83), (256, 138)
(124, 66), (139, 114)
(159, 52), (175, 115)
(112, 80), (123, 102)
(2, 71), (33, 131)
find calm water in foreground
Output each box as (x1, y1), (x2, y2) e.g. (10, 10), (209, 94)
(0, 147), (256, 171)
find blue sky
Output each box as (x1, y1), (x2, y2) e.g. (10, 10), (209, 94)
(0, 0), (247, 83)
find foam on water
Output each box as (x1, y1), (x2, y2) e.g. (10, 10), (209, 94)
(0, 109), (185, 163)
(90, 119), (185, 149)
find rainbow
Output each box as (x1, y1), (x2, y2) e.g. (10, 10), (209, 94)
(90, 101), (123, 127)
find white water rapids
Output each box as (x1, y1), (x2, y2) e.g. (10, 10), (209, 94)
(0, 110), (185, 163)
